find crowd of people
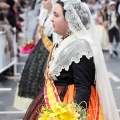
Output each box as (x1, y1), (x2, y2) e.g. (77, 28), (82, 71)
(83, 0), (120, 58)
(0, 0), (29, 45)
(0, 0), (120, 120)
(0, 0), (32, 75)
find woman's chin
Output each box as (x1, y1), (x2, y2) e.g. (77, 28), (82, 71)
(53, 28), (60, 35)
(53, 29), (57, 33)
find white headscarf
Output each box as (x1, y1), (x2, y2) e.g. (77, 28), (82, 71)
(49, 0), (120, 119)
(38, 2), (53, 37)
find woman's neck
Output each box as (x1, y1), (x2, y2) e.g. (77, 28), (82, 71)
(63, 33), (72, 39)
(63, 34), (69, 39)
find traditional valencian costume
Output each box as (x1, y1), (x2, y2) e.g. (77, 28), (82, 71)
(24, 0), (120, 120)
(14, 3), (53, 110)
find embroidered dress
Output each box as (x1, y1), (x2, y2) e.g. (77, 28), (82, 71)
(96, 25), (109, 51)
(23, 34), (103, 120)
(24, 0), (120, 119)
(13, 8), (53, 110)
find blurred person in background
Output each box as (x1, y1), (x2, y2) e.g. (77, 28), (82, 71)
(87, 0), (101, 19)
(107, 1), (120, 58)
(81, 0), (87, 2)
(116, 0), (120, 14)
(0, 2), (15, 58)
(100, 0), (108, 22)
(6, 0), (24, 35)
(95, 9), (109, 51)
(14, 0), (25, 33)
(95, 9), (104, 25)
(17, 0), (29, 15)
(0, 0), (6, 2)
(6, 0), (17, 28)
(30, 0), (37, 10)
(13, 0), (53, 111)
(6, 0), (29, 57)
(0, 2), (15, 76)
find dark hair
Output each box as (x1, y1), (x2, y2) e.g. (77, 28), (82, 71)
(0, 11), (4, 21)
(6, 0), (15, 8)
(56, 0), (66, 17)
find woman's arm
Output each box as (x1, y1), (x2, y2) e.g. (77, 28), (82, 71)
(72, 56), (95, 108)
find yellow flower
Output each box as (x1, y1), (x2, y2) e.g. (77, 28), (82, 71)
(38, 102), (88, 120)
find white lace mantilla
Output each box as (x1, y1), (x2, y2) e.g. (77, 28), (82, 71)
(61, 0), (91, 32)
(48, 0), (120, 119)
(48, 34), (93, 79)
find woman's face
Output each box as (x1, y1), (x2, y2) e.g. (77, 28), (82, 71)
(42, 0), (52, 10)
(51, 3), (68, 37)
(110, 5), (116, 11)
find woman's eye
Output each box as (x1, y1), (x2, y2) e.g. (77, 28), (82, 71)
(54, 14), (58, 17)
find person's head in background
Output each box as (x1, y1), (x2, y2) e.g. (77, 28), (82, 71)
(42, 0), (52, 12)
(96, 9), (103, 16)
(101, 0), (106, 6)
(109, 1), (116, 11)
(6, 0), (15, 10)
(0, 2), (10, 17)
(88, 0), (96, 4)
(92, 0), (96, 4)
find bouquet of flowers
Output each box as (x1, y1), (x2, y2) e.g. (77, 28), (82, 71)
(20, 38), (36, 54)
(38, 102), (88, 120)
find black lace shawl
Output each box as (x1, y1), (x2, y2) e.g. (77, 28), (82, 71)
(18, 37), (52, 99)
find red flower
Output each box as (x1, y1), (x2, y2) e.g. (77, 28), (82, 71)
(20, 42), (36, 54)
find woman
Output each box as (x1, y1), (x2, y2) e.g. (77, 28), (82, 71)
(95, 9), (109, 51)
(14, 0), (53, 111)
(24, 0), (120, 120)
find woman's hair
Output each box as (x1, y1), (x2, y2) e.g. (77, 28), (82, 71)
(6, 0), (15, 8)
(56, 0), (66, 17)
(57, 0), (90, 29)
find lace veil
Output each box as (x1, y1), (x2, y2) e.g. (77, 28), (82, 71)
(49, 0), (120, 119)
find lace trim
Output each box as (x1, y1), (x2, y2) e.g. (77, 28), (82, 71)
(49, 38), (93, 78)
(52, 52), (93, 77)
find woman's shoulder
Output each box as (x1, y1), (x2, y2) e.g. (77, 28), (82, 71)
(60, 35), (93, 61)
(48, 35), (94, 77)
(55, 35), (93, 71)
